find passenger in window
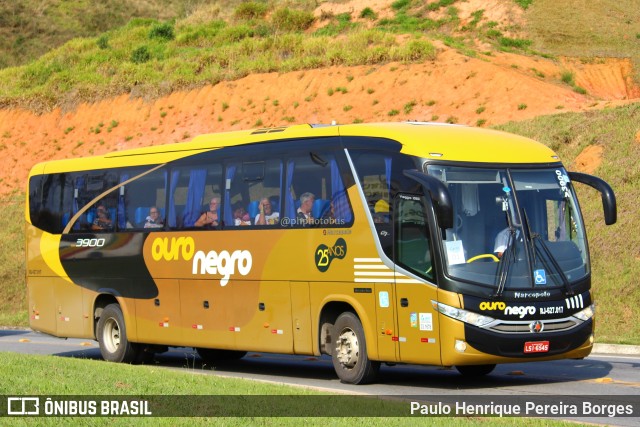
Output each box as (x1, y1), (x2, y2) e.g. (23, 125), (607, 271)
(144, 206), (164, 229)
(92, 205), (113, 231)
(233, 204), (251, 226)
(296, 192), (315, 225)
(195, 197), (220, 228)
(255, 197), (279, 225)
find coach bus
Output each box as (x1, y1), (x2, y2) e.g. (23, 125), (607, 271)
(26, 122), (616, 384)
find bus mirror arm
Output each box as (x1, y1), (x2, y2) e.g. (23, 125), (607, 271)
(568, 171), (617, 225)
(403, 170), (454, 230)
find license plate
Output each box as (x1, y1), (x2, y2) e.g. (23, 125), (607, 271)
(524, 341), (549, 353)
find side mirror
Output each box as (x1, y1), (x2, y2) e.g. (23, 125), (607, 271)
(403, 170), (454, 230)
(568, 172), (617, 225)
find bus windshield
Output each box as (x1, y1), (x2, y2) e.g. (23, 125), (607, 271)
(426, 165), (589, 290)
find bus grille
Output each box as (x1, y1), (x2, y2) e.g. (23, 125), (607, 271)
(489, 319), (578, 333)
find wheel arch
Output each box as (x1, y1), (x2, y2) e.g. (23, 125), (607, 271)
(92, 290), (137, 342)
(317, 299), (378, 360)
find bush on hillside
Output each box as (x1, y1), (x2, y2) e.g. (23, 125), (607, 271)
(234, 2), (270, 20)
(130, 46), (151, 63)
(271, 8), (315, 32)
(149, 22), (175, 41)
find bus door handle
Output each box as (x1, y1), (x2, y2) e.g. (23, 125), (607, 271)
(400, 298), (409, 307)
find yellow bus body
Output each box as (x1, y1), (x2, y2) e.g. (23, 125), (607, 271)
(26, 122), (606, 383)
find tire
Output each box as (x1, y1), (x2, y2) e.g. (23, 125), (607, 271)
(196, 348), (247, 365)
(331, 312), (380, 384)
(96, 303), (140, 363)
(455, 364), (496, 377)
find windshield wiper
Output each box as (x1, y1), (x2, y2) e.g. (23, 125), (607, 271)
(494, 226), (516, 298)
(522, 209), (574, 296)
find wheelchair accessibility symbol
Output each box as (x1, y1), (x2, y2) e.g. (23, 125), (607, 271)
(534, 269), (547, 285)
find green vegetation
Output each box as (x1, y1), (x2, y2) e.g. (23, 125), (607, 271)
(524, 0), (640, 81)
(515, 0), (534, 9)
(0, 196), (26, 326)
(0, 17), (436, 111)
(559, 71), (587, 95)
(496, 102), (640, 344)
(0, 0), (210, 69)
(360, 7), (378, 20)
(403, 100), (417, 114)
(2, 0), (638, 112)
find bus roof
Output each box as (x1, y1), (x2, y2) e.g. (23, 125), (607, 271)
(337, 122), (558, 164)
(30, 122), (559, 176)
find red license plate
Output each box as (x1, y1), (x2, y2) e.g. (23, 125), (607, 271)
(524, 341), (549, 353)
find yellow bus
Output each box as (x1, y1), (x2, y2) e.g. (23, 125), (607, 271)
(26, 122), (616, 384)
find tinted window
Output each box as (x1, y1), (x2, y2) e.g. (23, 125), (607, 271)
(168, 163), (222, 229)
(283, 151), (353, 227)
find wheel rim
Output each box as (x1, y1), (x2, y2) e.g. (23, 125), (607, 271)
(103, 318), (121, 354)
(335, 327), (359, 368)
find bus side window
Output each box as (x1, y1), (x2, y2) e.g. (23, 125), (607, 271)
(284, 152), (352, 226)
(225, 158), (282, 227)
(123, 167), (167, 230)
(168, 165), (221, 229)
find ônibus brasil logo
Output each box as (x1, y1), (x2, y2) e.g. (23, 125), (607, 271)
(151, 237), (252, 286)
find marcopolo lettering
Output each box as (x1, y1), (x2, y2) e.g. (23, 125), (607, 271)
(151, 237), (252, 286)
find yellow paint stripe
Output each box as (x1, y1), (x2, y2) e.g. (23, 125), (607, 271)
(39, 232), (72, 283)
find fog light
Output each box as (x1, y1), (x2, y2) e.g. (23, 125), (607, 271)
(589, 334), (594, 345)
(455, 340), (467, 352)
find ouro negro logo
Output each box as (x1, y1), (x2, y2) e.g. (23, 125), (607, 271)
(151, 237), (252, 286)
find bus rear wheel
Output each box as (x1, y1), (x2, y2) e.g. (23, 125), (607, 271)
(331, 312), (380, 384)
(455, 364), (496, 377)
(97, 303), (140, 363)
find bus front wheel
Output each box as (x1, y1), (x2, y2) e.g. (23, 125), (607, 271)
(97, 303), (140, 363)
(455, 364), (496, 377)
(331, 312), (380, 384)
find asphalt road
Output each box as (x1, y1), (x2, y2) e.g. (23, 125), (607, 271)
(2, 329), (639, 425)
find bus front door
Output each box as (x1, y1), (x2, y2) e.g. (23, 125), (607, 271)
(393, 194), (441, 365)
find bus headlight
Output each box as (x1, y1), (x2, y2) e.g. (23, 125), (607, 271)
(431, 301), (495, 328)
(573, 304), (595, 321)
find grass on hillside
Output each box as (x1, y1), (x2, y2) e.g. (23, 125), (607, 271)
(0, 0), (545, 112)
(0, 352), (585, 426)
(497, 103), (640, 344)
(0, 0), (213, 70)
(525, 0), (640, 82)
(0, 196), (27, 326)
(1, 0), (639, 112)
